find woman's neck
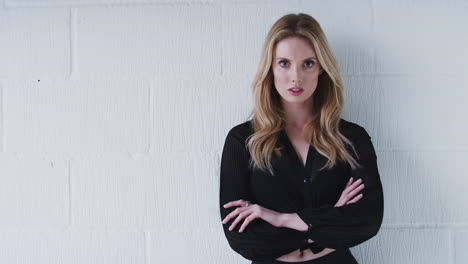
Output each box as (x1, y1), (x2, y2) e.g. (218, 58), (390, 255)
(282, 100), (313, 130)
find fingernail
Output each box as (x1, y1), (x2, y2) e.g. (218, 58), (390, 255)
(223, 204), (227, 208)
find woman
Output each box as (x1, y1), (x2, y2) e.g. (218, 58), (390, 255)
(219, 13), (384, 264)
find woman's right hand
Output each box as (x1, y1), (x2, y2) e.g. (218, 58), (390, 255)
(334, 177), (365, 207)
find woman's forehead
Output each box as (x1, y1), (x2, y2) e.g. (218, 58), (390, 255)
(275, 37), (316, 59)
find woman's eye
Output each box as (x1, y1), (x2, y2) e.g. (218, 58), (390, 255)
(304, 60), (315, 67)
(279, 60), (288, 67)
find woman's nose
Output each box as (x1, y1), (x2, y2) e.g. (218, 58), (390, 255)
(290, 67), (303, 82)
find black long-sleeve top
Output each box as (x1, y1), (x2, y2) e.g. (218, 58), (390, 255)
(219, 118), (384, 261)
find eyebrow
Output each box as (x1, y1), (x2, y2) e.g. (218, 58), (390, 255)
(275, 57), (316, 61)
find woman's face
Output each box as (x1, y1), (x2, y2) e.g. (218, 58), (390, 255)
(272, 36), (323, 106)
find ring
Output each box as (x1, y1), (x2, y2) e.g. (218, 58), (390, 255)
(245, 201), (251, 207)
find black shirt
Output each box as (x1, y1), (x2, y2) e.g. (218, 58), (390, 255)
(219, 118), (384, 261)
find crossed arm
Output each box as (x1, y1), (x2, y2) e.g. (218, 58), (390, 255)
(221, 176), (365, 233)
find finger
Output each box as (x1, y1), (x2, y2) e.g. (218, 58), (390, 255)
(337, 183), (362, 207)
(222, 207), (246, 224)
(346, 193), (363, 204)
(344, 178), (363, 194)
(349, 178), (363, 189)
(239, 214), (256, 232)
(335, 195), (346, 207)
(223, 199), (246, 208)
(347, 183), (365, 198)
(347, 193), (363, 204)
(229, 209), (250, 231)
(346, 177), (354, 188)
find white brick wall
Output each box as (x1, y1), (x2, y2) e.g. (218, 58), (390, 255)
(0, 0), (467, 263)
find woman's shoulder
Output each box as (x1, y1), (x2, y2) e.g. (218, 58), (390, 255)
(338, 118), (372, 140)
(225, 119), (254, 143)
(339, 118), (377, 158)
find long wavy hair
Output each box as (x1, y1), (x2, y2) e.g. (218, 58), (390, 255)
(245, 13), (362, 175)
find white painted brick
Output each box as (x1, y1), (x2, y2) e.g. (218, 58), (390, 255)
(0, 230), (145, 263)
(373, 1), (468, 75)
(152, 76), (253, 154)
(352, 228), (449, 264)
(75, 4), (221, 79)
(0, 153), (68, 228)
(4, 79), (150, 154)
(4, 0), (213, 7)
(455, 229), (468, 264)
(0, 81), (3, 151)
(148, 229), (244, 264)
(343, 75), (468, 150)
(377, 150), (468, 224)
(0, 7), (69, 79)
(71, 151), (220, 229)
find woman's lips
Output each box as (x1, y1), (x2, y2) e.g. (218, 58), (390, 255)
(288, 87), (304, 96)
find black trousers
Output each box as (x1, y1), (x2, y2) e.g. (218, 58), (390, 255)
(251, 249), (359, 264)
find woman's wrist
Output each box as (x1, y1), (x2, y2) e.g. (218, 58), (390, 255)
(280, 213), (309, 231)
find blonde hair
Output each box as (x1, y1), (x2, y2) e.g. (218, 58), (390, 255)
(245, 13), (361, 175)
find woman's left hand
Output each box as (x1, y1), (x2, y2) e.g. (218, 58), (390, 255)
(222, 199), (284, 232)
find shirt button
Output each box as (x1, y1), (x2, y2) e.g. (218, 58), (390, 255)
(304, 179), (308, 183)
